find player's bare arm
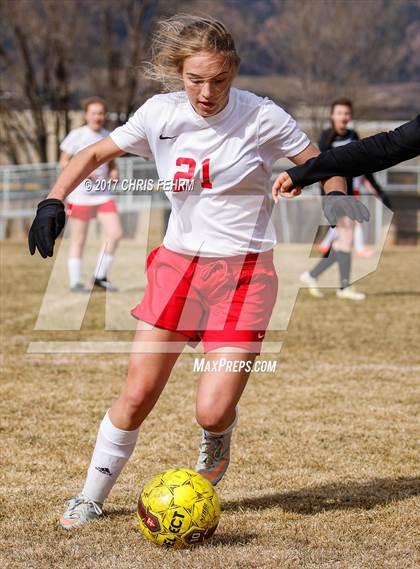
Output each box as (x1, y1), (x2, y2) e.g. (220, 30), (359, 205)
(49, 136), (124, 201)
(59, 151), (72, 170)
(273, 116), (420, 196)
(59, 151), (104, 182)
(28, 136), (124, 257)
(271, 171), (295, 199)
(271, 142), (368, 226)
(108, 158), (119, 181)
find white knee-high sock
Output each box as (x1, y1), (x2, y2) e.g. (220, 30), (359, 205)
(94, 253), (114, 280)
(320, 227), (336, 249)
(354, 223), (365, 252)
(82, 411), (139, 504)
(68, 257), (82, 288)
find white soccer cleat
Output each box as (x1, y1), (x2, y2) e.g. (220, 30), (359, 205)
(336, 287), (366, 301)
(70, 283), (90, 293)
(59, 494), (103, 529)
(300, 271), (324, 298)
(195, 430), (232, 486)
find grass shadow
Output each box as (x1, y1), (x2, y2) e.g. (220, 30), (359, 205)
(106, 508), (257, 546)
(102, 476), (420, 522)
(105, 507), (135, 519)
(222, 476), (420, 515)
(206, 531), (258, 546)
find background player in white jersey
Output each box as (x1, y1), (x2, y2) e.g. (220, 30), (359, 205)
(28, 14), (355, 529)
(60, 97), (122, 292)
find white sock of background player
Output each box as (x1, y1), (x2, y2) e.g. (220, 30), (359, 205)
(320, 227), (336, 250)
(68, 257), (82, 288)
(94, 252), (114, 280)
(354, 223), (365, 252)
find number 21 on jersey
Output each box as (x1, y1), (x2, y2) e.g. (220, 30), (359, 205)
(173, 157), (212, 192)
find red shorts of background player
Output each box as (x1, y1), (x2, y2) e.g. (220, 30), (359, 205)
(66, 199), (117, 221)
(131, 244), (279, 354)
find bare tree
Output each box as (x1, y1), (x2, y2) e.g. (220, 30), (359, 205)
(0, 0), (87, 163)
(0, 0), (417, 163)
(0, 0), (177, 162)
(260, 0), (414, 137)
(89, 0), (239, 123)
(88, 0), (158, 123)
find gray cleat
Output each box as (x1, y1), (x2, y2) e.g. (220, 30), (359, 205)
(195, 429), (233, 486)
(59, 494), (103, 529)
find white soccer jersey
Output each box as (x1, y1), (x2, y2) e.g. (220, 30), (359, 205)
(110, 88), (310, 256)
(60, 125), (111, 205)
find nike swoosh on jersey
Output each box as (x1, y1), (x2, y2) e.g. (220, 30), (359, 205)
(159, 133), (177, 140)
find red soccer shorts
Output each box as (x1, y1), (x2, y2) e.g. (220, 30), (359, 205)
(66, 199), (117, 221)
(131, 244), (278, 354)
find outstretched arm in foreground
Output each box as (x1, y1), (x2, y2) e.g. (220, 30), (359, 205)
(275, 116), (420, 194)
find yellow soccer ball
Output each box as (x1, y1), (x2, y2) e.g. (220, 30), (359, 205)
(137, 468), (221, 548)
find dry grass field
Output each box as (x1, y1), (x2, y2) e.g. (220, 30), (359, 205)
(1, 239), (419, 569)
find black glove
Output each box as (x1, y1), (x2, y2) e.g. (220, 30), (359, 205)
(323, 191), (370, 227)
(28, 198), (66, 258)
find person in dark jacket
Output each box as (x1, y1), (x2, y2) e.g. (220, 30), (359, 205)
(316, 98), (387, 258)
(294, 98), (373, 300)
(272, 115), (420, 194)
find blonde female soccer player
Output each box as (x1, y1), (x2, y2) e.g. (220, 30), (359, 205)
(60, 97), (122, 292)
(28, 15), (350, 529)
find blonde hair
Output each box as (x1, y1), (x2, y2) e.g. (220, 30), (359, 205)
(82, 96), (108, 113)
(144, 13), (240, 92)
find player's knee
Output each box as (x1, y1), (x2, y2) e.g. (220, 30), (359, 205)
(106, 228), (123, 246)
(120, 386), (154, 415)
(71, 234), (84, 244)
(112, 228), (123, 243)
(122, 365), (162, 411)
(195, 404), (232, 433)
(70, 237), (86, 251)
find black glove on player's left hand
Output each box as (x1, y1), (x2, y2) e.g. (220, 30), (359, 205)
(323, 191), (370, 227)
(28, 198), (66, 258)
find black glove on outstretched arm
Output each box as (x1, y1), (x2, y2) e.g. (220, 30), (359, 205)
(28, 198), (66, 258)
(323, 191), (370, 227)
